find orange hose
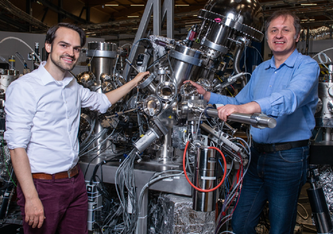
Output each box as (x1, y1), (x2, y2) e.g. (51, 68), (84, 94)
(183, 141), (227, 192)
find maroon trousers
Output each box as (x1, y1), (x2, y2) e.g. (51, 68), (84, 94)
(16, 167), (88, 234)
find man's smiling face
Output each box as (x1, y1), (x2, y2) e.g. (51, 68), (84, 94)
(267, 15), (299, 58)
(45, 27), (82, 73)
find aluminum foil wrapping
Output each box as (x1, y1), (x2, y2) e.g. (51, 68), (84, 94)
(148, 193), (215, 234)
(317, 165), (333, 221)
(0, 143), (11, 181)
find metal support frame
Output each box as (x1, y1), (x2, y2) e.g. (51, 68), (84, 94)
(79, 158), (191, 234)
(162, 0), (174, 38)
(123, 0), (175, 80)
(26, 0), (32, 32)
(38, 0), (89, 24)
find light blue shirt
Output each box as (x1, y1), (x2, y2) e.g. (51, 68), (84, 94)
(4, 62), (111, 174)
(209, 49), (319, 143)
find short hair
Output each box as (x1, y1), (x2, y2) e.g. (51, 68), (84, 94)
(265, 10), (301, 38)
(45, 23), (86, 47)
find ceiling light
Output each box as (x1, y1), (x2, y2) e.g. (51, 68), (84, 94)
(300, 3), (317, 6)
(301, 18), (315, 22)
(131, 4), (144, 6)
(105, 4), (119, 7)
(128, 16), (139, 18)
(175, 4), (190, 7)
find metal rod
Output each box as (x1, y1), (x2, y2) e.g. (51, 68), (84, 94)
(205, 108), (277, 129)
(125, 58), (140, 74)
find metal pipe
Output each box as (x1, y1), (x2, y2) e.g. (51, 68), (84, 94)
(205, 108), (277, 129)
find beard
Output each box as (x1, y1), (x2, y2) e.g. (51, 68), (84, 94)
(50, 53), (78, 72)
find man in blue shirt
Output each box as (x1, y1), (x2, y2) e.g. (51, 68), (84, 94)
(189, 10), (319, 233)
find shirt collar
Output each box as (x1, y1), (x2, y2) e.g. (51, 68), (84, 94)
(265, 49), (299, 70)
(39, 61), (73, 86)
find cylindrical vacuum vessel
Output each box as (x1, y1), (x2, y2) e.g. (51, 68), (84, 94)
(193, 148), (217, 212)
(86, 42), (117, 155)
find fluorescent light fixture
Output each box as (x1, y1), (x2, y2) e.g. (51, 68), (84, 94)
(301, 18), (315, 21)
(193, 14), (198, 16)
(128, 15), (139, 18)
(131, 4), (144, 6)
(105, 4), (119, 7)
(175, 4), (190, 6)
(300, 3), (317, 6)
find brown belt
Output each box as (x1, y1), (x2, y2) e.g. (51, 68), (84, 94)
(32, 165), (79, 180)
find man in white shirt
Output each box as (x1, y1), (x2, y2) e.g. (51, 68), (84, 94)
(4, 23), (149, 234)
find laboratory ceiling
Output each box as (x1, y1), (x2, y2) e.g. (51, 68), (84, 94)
(0, 0), (332, 37)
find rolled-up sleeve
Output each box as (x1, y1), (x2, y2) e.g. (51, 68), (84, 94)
(254, 58), (319, 116)
(4, 81), (36, 149)
(79, 85), (111, 114)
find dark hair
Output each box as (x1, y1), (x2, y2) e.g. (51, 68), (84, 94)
(265, 10), (301, 38)
(45, 23), (86, 47)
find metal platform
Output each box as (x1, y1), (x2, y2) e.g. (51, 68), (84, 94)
(79, 156), (192, 234)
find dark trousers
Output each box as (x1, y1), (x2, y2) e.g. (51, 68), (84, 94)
(17, 167), (88, 234)
(232, 146), (308, 234)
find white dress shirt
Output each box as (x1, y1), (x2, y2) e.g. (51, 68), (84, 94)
(4, 61), (111, 174)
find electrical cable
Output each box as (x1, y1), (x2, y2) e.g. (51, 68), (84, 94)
(80, 118), (96, 147)
(135, 170), (184, 231)
(79, 128), (108, 153)
(114, 149), (138, 233)
(220, 231), (235, 234)
(83, 142), (122, 179)
(312, 47), (333, 73)
(15, 52), (28, 69)
(79, 129), (114, 157)
(312, 47), (333, 59)
(0, 37), (42, 62)
(215, 213), (233, 234)
(1, 138), (16, 186)
(250, 45), (264, 62)
(147, 53), (168, 70)
(297, 202), (309, 220)
(125, 38), (151, 81)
